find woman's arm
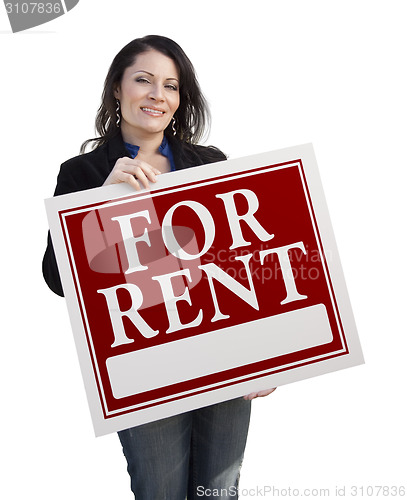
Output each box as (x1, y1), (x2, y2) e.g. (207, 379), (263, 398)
(42, 161), (84, 297)
(42, 231), (64, 296)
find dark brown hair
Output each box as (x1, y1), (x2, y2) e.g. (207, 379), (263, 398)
(81, 35), (210, 153)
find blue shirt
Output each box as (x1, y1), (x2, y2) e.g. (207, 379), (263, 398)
(124, 135), (176, 172)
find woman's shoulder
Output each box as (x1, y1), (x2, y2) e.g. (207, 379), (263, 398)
(55, 143), (113, 195)
(60, 133), (127, 172)
(189, 143), (228, 163)
(170, 137), (227, 169)
(60, 142), (109, 170)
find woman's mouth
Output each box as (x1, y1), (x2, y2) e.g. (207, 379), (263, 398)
(141, 107), (165, 117)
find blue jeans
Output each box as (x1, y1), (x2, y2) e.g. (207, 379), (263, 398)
(118, 397), (252, 499)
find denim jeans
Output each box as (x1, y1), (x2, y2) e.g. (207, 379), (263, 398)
(118, 397), (252, 499)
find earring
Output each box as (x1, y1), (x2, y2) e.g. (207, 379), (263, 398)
(115, 99), (121, 127)
(171, 117), (176, 136)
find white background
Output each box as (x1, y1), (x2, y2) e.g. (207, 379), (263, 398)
(1, 1), (405, 498)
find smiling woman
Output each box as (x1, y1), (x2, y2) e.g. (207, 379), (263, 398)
(114, 51), (180, 155)
(42, 34), (275, 500)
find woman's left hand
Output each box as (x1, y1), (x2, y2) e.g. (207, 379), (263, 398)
(243, 388), (277, 401)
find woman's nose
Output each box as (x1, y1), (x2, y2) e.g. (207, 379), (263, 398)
(149, 85), (164, 101)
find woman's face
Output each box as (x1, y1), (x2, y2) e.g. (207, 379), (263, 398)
(115, 50), (180, 142)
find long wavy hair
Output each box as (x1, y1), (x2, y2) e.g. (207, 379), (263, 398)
(81, 35), (210, 153)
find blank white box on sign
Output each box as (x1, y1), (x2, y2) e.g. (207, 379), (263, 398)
(106, 303), (333, 399)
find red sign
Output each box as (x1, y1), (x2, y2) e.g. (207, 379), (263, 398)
(46, 144), (363, 435)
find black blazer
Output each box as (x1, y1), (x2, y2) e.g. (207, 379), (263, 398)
(42, 132), (226, 296)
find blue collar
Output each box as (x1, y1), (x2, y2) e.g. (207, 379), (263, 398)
(124, 135), (176, 172)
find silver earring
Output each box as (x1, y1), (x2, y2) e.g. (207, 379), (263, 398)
(171, 117), (176, 136)
(115, 99), (121, 127)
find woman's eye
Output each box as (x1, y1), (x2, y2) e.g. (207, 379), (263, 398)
(136, 77), (150, 84)
(165, 84), (178, 91)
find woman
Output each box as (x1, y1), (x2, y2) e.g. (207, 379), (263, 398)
(43, 35), (275, 499)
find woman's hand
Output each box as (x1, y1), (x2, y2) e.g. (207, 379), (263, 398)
(103, 157), (161, 190)
(243, 387), (277, 401)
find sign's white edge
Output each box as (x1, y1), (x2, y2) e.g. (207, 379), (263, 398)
(45, 143), (364, 436)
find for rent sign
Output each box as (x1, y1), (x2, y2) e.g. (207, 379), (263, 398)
(45, 144), (363, 436)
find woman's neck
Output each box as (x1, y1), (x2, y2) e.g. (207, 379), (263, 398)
(120, 127), (164, 155)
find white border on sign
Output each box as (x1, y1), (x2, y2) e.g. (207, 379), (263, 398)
(45, 144), (364, 436)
